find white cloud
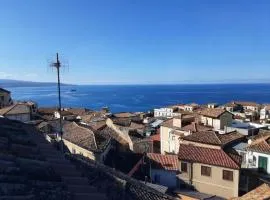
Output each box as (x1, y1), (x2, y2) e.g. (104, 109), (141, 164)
(0, 72), (14, 79)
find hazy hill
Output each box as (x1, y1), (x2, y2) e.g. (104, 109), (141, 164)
(0, 79), (73, 88)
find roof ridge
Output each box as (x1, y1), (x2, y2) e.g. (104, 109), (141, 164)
(0, 103), (17, 115)
(212, 131), (222, 145)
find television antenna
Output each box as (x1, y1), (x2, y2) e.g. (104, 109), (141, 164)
(49, 53), (68, 151)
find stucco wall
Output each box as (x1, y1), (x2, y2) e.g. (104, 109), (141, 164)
(151, 169), (177, 188)
(179, 161), (239, 199)
(63, 139), (96, 161)
(246, 151), (270, 174)
(160, 126), (181, 154)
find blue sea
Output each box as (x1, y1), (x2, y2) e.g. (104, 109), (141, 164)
(6, 84), (270, 113)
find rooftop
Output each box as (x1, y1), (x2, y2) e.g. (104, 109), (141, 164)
(147, 153), (178, 171)
(180, 122), (212, 133)
(199, 108), (229, 118)
(178, 144), (241, 169)
(231, 183), (270, 200)
(0, 87), (10, 93)
(183, 130), (245, 147)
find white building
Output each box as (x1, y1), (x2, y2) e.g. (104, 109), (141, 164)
(260, 105), (270, 122)
(154, 107), (179, 118)
(200, 108), (233, 130)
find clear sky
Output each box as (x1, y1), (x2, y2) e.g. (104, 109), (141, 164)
(1, 0), (270, 84)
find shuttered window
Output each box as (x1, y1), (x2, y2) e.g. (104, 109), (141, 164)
(181, 162), (187, 173)
(201, 166), (211, 176)
(223, 170), (233, 181)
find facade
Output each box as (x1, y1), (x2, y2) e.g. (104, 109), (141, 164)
(200, 108), (233, 130)
(160, 116), (211, 155)
(154, 107), (179, 118)
(0, 103), (31, 122)
(178, 144), (241, 199)
(0, 88), (12, 108)
(260, 105), (270, 122)
(184, 103), (199, 112)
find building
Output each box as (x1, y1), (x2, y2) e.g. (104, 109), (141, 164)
(147, 153), (179, 188)
(62, 122), (113, 163)
(260, 105), (270, 123)
(184, 103), (199, 112)
(0, 88), (12, 108)
(235, 101), (261, 112)
(0, 103), (31, 122)
(177, 130), (245, 198)
(245, 135), (270, 174)
(200, 108), (233, 130)
(160, 114), (196, 154)
(222, 102), (242, 113)
(178, 144), (241, 199)
(154, 107), (178, 118)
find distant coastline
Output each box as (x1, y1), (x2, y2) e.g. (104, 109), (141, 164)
(0, 79), (74, 88)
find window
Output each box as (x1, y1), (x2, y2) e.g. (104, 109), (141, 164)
(181, 162), (187, 173)
(223, 170), (233, 181)
(201, 166), (211, 177)
(258, 156), (268, 173)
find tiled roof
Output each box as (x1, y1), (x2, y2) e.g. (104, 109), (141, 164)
(0, 103), (30, 115)
(38, 107), (57, 115)
(231, 183), (270, 200)
(130, 122), (146, 130)
(87, 120), (106, 131)
(246, 137), (270, 154)
(200, 108), (229, 118)
(161, 119), (179, 129)
(178, 144), (241, 169)
(147, 153), (178, 171)
(0, 87), (10, 93)
(113, 112), (138, 118)
(63, 122), (98, 151)
(66, 108), (90, 116)
(180, 122), (212, 133)
(183, 131), (245, 146)
(235, 101), (260, 107)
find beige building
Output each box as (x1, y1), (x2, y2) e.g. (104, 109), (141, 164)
(0, 88), (12, 108)
(177, 130), (244, 199)
(0, 103), (31, 122)
(200, 108), (233, 130)
(63, 122), (113, 163)
(160, 114), (211, 155)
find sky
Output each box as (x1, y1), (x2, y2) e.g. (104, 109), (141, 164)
(0, 0), (270, 84)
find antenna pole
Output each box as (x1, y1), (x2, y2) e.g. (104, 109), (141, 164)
(56, 53), (63, 139)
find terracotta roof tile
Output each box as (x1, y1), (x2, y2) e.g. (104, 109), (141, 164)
(63, 122), (98, 151)
(147, 153), (178, 171)
(200, 108), (229, 118)
(235, 101), (260, 107)
(180, 122), (212, 133)
(231, 183), (270, 200)
(246, 138), (270, 154)
(183, 131), (245, 146)
(178, 144), (241, 169)
(150, 133), (160, 142)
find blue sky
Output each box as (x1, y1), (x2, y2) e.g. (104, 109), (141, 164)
(1, 0), (270, 84)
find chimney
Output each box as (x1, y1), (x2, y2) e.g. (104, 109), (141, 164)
(173, 114), (182, 128)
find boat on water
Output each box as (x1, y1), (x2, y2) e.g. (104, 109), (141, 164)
(70, 89), (77, 92)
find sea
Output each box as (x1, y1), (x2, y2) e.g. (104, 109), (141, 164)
(6, 84), (270, 113)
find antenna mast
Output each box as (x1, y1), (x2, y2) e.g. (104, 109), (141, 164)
(51, 53), (63, 148)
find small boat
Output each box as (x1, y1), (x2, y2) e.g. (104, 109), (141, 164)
(70, 89), (77, 92)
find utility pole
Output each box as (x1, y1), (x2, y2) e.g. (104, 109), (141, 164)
(50, 53), (63, 151)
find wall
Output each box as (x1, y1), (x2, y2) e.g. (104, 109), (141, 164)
(63, 138), (96, 161)
(246, 151), (270, 174)
(0, 92), (11, 108)
(179, 161), (239, 199)
(151, 169), (177, 188)
(160, 125), (181, 154)
(6, 113), (30, 122)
